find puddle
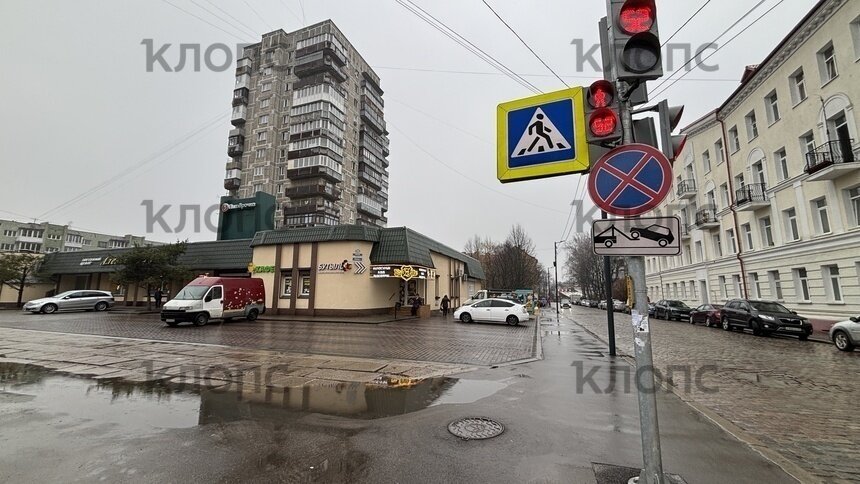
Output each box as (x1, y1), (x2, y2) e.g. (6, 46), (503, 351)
(0, 363), (507, 429)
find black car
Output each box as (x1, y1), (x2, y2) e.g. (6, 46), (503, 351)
(653, 300), (692, 321)
(630, 224), (675, 247)
(720, 299), (812, 339)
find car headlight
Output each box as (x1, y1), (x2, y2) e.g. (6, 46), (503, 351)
(760, 315), (775, 321)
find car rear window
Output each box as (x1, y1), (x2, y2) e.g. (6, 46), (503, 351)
(491, 300), (514, 308)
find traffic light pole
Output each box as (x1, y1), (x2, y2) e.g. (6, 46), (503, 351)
(554, 241), (560, 317)
(603, 3), (665, 482)
(602, 211), (616, 357)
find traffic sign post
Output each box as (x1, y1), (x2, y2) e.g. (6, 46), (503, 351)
(497, 88), (590, 183)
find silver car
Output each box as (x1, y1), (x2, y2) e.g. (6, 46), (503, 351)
(830, 316), (860, 352)
(24, 290), (115, 314)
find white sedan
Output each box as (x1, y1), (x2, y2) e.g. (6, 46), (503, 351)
(454, 298), (529, 326)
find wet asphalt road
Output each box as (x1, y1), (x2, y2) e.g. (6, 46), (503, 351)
(0, 311), (794, 483)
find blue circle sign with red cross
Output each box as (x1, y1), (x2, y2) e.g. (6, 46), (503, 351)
(588, 143), (673, 216)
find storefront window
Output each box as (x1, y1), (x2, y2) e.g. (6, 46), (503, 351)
(282, 276), (292, 297)
(300, 273), (311, 297)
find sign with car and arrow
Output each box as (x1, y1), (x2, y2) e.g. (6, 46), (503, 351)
(592, 216), (682, 256)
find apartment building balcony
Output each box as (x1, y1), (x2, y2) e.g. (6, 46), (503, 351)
(676, 179), (696, 200)
(694, 209), (720, 229)
(283, 203), (339, 218)
(284, 183), (341, 200)
(735, 183), (769, 211)
(286, 165), (343, 183)
(236, 58), (252, 76)
(805, 139), (859, 181)
(357, 165), (384, 189)
(295, 41), (347, 67)
(294, 54), (347, 82)
(15, 235), (44, 244)
(360, 106), (386, 134)
(227, 135), (245, 157)
(680, 224), (692, 239)
(231, 105), (247, 126)
(224, 177), (241, 191)
(357, 202), (383, 218)
(232, 87), (249, 106)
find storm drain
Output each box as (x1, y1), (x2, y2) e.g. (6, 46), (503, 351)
(448, 417), (505, 440)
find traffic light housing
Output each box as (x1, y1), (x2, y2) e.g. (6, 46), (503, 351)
(610, 0), (663, 81)
(657, 100), (686, 161)
(585, 80), (622, 146)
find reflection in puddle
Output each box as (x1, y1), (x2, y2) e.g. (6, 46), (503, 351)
(0, 363), (506, 429)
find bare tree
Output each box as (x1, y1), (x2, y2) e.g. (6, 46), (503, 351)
(464, 225), (543, 290)
(563, 235), (628, 300)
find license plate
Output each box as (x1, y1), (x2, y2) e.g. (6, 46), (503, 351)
(784, 326), (802, 332)
(165, 319), (175, 323)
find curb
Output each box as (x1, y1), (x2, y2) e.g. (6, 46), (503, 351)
(565, 314), (820, 484)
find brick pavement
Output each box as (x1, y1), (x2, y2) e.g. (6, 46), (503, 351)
(0, 311), (537, 366)
(564, 305), (860, 483)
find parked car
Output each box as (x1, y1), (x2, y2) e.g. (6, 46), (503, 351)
(597, 300), (608, 310)
(612, 299), (627, 312)
(829, 316), (860, 351)
(161, 276), (266, 327)
(588, 299), (599, 308)
(454, 298), (528, 326)
(24, 290), (115, 314)
(720, 299), (812, 339)
(653, 300), (692, 321)
(580, 299), (591, 307)
(561, 299), (572, 309)
(689, 304), (724, 327)
(648, 302), (656, 317)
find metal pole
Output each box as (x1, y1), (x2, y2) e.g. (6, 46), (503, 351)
(554, 241), (560, 317)
(602, 211), (616, 357)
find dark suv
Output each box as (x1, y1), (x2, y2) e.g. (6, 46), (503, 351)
(653, 300), (692, 321)
(720, 299), (812, 340)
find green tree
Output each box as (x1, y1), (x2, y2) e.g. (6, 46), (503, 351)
(112, 242), (191, 310)
(0, 253), (43, 308)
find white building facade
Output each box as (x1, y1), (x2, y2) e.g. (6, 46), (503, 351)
(646, 0), (860, 322)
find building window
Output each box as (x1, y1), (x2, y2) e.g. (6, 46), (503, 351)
(817, 42), (838, 83)
(680, 281), (687, 299)
(768, 271), (783, 300)
(811, 198), (831, 234)
(261, 98), (270, 108)
(253, 166), (264, 176)
(728, 127), (740, 153)
(712, 233), (723, 257)
(852, 16), (860, 59)
(789, 68), (807, 105)
(742, 223), (754, 251)
(759, 216), (775, 247)
(715, 140), (725, 163)
(749, 273), (761, 299)
(745, 111), (759, 140)
(278, 165), (286, 177)
(800, 131), (816, 162)
(257, 131), (267, 142)
(98, 241), (108, 248)
(702, 150), (711, 173)
(282, 275), (292, 297)
(695, 241), (704, 262)
(823, 265), (843, 302)
(3, 230), (15, 237)
(726, 229), (737, 254)
(848, 187), (860, 227)
(784, 208), (799, 241)
(752, 161), (766, 186)
(732, 275), (742, 297)
(263, 66), (272, 76)
(255, 148), (266, 159)
(261, 81), (272, 92)
(300, 273), (311, 297)
(252, 183), (262, 193)
(0, 243), (14, 251)
(765, 90), (780, 124)
(719, 183), (730, 209)
(774, 148), (789, 181)
(793, 268), (811, 301)
(259, 115), (269, 125)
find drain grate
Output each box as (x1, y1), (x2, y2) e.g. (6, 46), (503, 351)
(448, 417), (505, 440)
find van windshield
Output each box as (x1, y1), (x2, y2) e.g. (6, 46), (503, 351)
(173, 285), (210, 300)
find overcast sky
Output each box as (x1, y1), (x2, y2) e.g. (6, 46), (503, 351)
(0, 0), (819, 268)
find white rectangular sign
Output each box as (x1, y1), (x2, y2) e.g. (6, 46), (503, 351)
(592, 216), (682, 256)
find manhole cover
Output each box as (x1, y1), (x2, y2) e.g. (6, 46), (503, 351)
(448, 417), (505, 440)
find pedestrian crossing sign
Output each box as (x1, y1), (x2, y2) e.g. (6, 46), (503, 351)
(497, 87), (589, 183)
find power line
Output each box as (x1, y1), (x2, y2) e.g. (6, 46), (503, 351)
(200, 0), (262, 38)
(661, 0), (713, 47)
(651, 0), (786, 100)
(372, 65), (741, 82)
(188, 0), (258, 39)
(388, 123), (567, 215)
(241, 0), (274, 32)
(395, 0), (542, 94)
(275, 0), (303, 23)
(649, 0), (769, 95)
(480, 0), (569, 88)
(159, 0), (251, 42)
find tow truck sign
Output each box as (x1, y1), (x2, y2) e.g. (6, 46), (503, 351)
(592, 216), (682, 256)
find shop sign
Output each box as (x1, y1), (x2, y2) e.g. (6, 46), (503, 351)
(221, 202), (257, 213)
(80, 257), (102, 266)
(318, 260), (352, 274)
(370, 265), (428, 281)
(247, 263), (275, 274)
(79, 256), (119, 267)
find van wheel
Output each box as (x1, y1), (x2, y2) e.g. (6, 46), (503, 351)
(722, 317), (732, 331)
(506, 315), (519, 326)
(94, 301), (108, 312)
(193, 313), (209, 327)
(247, 309), (259, 321)
(460, 313), (472, 323)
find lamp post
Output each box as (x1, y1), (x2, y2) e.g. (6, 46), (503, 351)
(554, 240), (565, 316)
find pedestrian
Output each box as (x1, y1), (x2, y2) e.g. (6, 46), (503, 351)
(411, 297), (420, 317)
(154, 288), (163, 308)
(440, 295), (450, 318)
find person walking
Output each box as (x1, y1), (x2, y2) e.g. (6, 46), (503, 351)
(410, 297), (420, 317)
(440, 295), (450, 318)
(154, 288), (164, 308)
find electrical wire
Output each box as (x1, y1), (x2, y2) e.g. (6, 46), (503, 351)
(649, 0), (769, 95)
(661, 0), (712, 47)
(188, 0), (258, 39)
(241, 0), (274, 32)
(372, 65), (741, 82)
(395, 0), (542, 94)
(480, 0), (569, 88)
(650, 0), (787, 100)
(200, 0), (262, 38)
(160, 0), (252, 42)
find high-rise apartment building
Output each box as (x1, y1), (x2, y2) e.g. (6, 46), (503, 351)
(224, 20), (389, 229)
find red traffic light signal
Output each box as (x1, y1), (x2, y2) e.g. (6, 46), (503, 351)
(611, 0), (663, 81)
(585, 80), (621, 145)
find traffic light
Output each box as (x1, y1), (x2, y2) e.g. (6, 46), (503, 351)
(610, 0), (663, 81)
(657, 100), (686, 161)
(585, 80), (622, 146)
